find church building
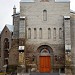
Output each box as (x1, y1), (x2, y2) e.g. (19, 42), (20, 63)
(0, 0), (75, 75)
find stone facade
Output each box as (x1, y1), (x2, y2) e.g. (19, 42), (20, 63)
(0, 25), (13, 71)
(19, 0), (70, 72)
(0, 0), (75, 75)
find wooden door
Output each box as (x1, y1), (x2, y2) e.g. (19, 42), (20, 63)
(39, 56), (51, 72)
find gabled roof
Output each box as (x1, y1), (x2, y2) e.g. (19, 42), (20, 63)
(5, 24), (13, 32)
(0, 24), (13, 35)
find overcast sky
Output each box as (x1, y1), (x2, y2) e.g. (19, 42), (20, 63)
(0, 0), (75, 31)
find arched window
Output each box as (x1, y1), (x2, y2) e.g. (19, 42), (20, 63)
(59, 28), (62, 39)
(28, 28), (31, 39)
(4, 38), (9, 65)
(48, 28), (51, 39)
(53, 28), (56, 39)
(43, 10), (47, 21)
(39, 28), (42, 39)
(4, 38), (9, 49)
(34, 28), (37, 39)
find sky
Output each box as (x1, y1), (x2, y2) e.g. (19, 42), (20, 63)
(0, 0), (75, 31)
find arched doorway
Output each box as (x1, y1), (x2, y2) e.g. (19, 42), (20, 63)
(37, 45), (53, 73)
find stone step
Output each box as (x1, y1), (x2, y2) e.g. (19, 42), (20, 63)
(17, 73), (60, 75)
(30, 72), (59, 75)
(17, 73), (30, 75)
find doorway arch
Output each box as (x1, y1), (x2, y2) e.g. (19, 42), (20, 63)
(37, 45), (53, 73)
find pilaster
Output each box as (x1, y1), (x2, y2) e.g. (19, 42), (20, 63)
(64, 16), (72, 75)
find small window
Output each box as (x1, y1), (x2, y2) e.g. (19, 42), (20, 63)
(59, 28), (62, 39)
(43, 10), (47, 21)
(34, 28), (37, 39)
(28, 28), (31, 39)
(39, 28), (42, 39)
(4, 38), (9, 49)
(48, 28), (51, 39)
(53, 28), (56, 39)
(5, 31), (7, 33)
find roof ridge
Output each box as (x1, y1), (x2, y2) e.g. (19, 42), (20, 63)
(5, 24), (13, 32)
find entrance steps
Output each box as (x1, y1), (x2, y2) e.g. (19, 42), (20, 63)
(30, 73), (59, 75)
(17, 73), (66, 75)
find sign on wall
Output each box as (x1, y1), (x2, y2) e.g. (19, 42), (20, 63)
(19, 46), (25, 50)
